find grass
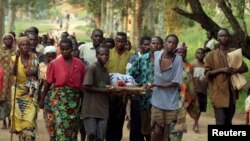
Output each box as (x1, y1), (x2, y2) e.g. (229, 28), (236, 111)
(5, 18), (55, 36)
(76, 33), (91, 42)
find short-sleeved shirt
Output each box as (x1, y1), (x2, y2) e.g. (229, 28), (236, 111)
(191, 59), (207, 94)
(46, 56), (85, 90)
(151, 51), (183, 110)
(81, 62), (110, 119)
(106, 48), (133, 74)
(128, 52), (154, 110)
(78, 42), (97, 64)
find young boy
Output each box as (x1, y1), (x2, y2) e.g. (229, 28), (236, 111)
(80, 46), (111, 141)
(191, 48), (207, 132)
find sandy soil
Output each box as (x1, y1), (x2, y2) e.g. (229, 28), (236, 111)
(0, 111), (246, 141)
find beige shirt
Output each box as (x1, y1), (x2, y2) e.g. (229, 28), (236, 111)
(78, 42), (97, 64)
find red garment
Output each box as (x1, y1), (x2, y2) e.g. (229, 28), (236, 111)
(46, 56), (85, 90)
(0, 67), (3, 97)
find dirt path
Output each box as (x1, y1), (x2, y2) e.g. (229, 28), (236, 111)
(0, 110), (246, 141)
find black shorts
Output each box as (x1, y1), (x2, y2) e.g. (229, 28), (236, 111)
(196, 92), (207, 112)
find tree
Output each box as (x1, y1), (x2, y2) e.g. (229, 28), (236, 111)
(173, 0), (250, 59)
(8, 0), (55, 32)
(0, 0), (5, 45)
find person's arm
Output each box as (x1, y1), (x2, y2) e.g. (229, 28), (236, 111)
(38, 81), (52, 109)
(84, 85), (109, 94)
(207, 67), (232, 77)
(204, 52), (234, 78)
(208, 64), (247, 78)
(12, 51), (20, 76)
(203, 47), (211, 53)
(236, 61), (248, 74)
(39, 62), (54, 109)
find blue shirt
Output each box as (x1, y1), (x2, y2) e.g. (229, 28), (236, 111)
(151, 51), (183, 110)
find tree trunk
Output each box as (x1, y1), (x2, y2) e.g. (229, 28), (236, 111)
(0, 0), (5, 45)
(131, 0), (137, 51)
(109, 1), (114, 38)
(120, 12), (124, 31)
(123, 0), (128, 33)
(100, 0), (106, 30)
(157, 1), (167, 37)
(142, 1), (154, 35)
(136, 0), (142, 45)
(9, 5), (16, 32)
(94, 15), (101, 29)
(124, 15), (128, 32)
(105, 0), (110, 34)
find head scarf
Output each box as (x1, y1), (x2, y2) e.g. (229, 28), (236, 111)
(17, 36), (30, 47)
(174, 43), (187, 53)
(2, 33), (15, 50)
(44, 46), (56, 55)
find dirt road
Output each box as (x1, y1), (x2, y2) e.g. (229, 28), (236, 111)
(0, 110), (246, 141)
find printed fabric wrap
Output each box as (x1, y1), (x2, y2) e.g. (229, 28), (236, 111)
(45, 86), (81, 141)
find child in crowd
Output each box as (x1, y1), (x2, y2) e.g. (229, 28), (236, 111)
(191, 48), (207, 132)
(102, 38), (115, 49)
(80, 46), (112, 141)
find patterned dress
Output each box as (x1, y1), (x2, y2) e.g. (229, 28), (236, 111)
(0, 47), (16, 120)
(11, 53), (39, 141)
(45, 56), (85, 141)
(170, 61), (199, 141)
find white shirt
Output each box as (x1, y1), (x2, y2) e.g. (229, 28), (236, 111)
(205, 38), (217, 50)
(79, 42), (97, 64)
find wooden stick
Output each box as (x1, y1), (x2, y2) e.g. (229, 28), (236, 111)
(10, 58), (18, 141)
(106, 85), (151, 95)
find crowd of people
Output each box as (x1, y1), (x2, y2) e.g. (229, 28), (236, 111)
(0, 26), (249, 141)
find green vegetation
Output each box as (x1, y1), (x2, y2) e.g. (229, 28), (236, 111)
(6, 19), (55, 35)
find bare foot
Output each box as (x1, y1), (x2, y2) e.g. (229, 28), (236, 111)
(193, 124), (200, 133)
(2, 125), (7, 129)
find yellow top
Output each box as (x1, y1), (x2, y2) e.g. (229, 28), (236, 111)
(11, 56), (37, 132)
(106, 48), (133, 74)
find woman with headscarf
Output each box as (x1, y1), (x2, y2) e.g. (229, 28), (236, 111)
(11, 37), (39, 141)
(0, 33), (16, 129)
(169, 43), (199, 141)
(38, 45), (57, 140)
(39, 38), (85, 141)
